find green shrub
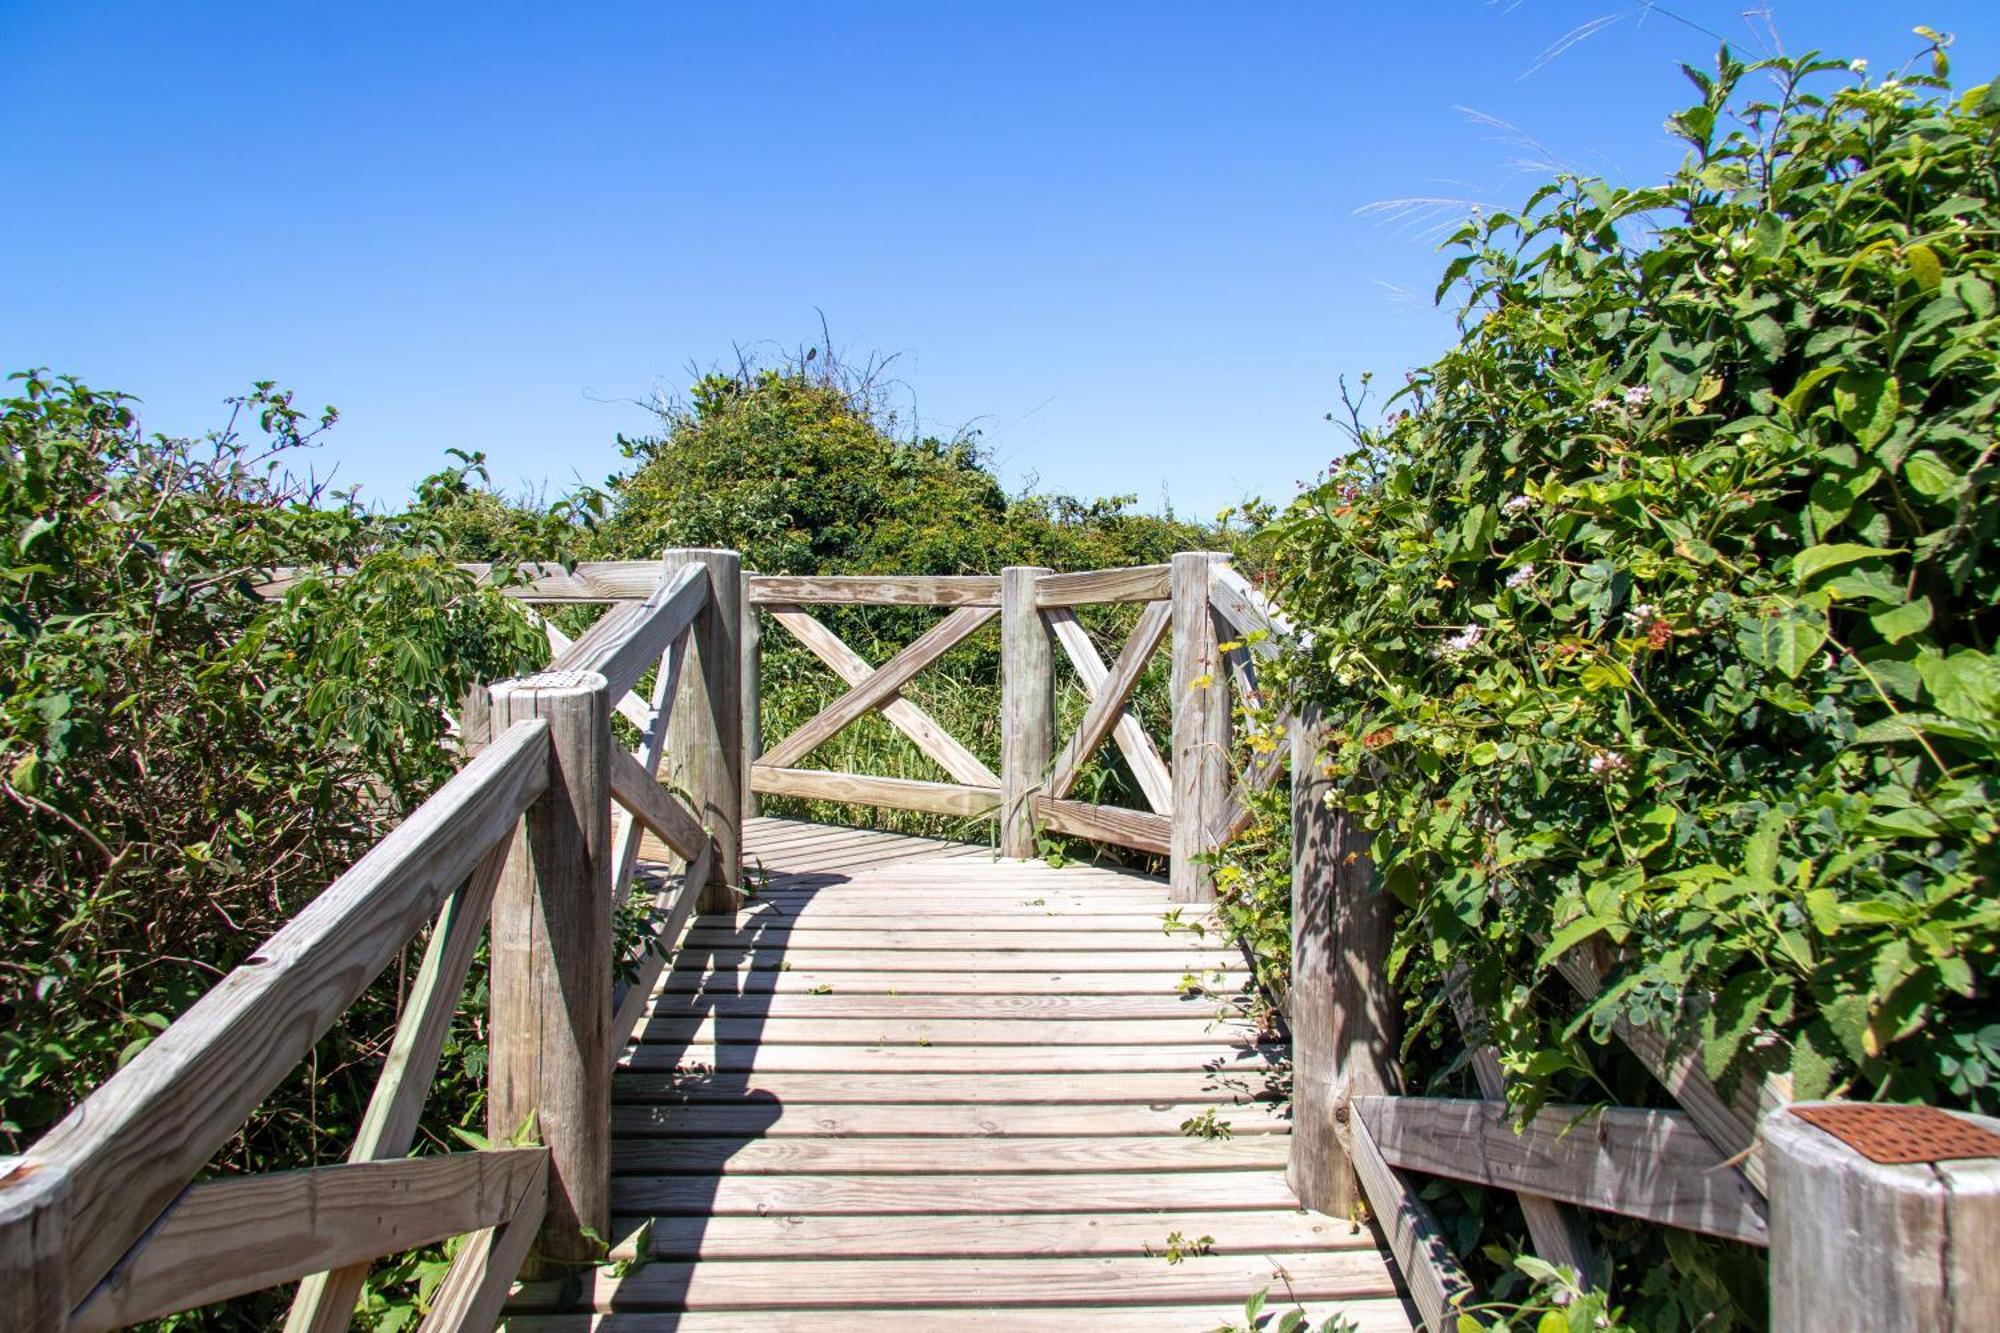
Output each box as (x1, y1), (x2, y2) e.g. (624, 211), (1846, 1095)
(1221, 39), (1998, 1326)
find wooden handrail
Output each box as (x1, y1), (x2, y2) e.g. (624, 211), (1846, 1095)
(13, 719), (551, 1315)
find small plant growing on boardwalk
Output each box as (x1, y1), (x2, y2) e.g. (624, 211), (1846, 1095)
(1147, 1230), (1215, 1264)
(1180, 1107), (1234, 1140)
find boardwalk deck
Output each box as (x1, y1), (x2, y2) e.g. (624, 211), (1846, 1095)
(509, 817), (1416, 1330)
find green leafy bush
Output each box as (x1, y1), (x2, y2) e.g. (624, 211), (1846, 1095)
(1, 372), (544, 1325)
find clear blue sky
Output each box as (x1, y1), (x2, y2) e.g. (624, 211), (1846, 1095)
(5, 3), (1995, 520)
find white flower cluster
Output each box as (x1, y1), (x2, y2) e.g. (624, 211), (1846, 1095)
(1502, 493), (1535, 515)
(1624, 602), (1657, 626)
(1588, 751), (1630, 776)
(1506, 563), (1536, 589)
(1624, 385), (1652, 408)
(1437, 625), (1484, 656)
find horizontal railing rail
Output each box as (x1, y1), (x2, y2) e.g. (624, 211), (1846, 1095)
(2, 550), (740, 1332)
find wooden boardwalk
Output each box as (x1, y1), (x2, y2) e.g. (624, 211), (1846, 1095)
(509, 817), (1415, 1330)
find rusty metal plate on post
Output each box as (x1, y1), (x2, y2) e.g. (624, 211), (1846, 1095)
(1791, 1103), (2000, 1165)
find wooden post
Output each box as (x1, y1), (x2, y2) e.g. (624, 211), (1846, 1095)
(486, 670), (613, 1276)
(1169, 551), (1229, 902)
(1766, 1104), (2000, 1332)
(740, 566), (761, 820)
(0, 1157), (71, 1328)
(1000, 566), (1054, 859)
(1288, 705), (1401, 1217)
(661, 549), (743, 911)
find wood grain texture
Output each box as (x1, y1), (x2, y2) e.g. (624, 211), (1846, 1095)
(758, 605), (997, 771)
(1170, 552), (1229, 902)
(635, 1015), (1259, 1047)
(509, 1250), (1398, 1312)
(549, 564), (708, 702)
(739, 568), (761, 818)
(644, 989), (1224, 1017)
(749, 765), (999, 817)
(650, 968), (1239, 995)
(621, 1043), (1281, 1075)
(488, 675), (613, 1273)
(1549, 937), (1789, 1195)
(287, 835), (515, 1333)
(609, 1101), (1292, 1138)
(1348, 1111), (1473, 1333)
(1044, 602), (1173, 813)
(660, 550), (744, 909)
(1001, 566), (1055, 857)
(612, 1170), (1309, 1216)
(26, 719), (548, 1309)
(1031, 795), (1172, 855)
(1441, 965), (1601, 1288)
(1033, 563), (1173, 606)
(610, 745), (708, 862)
(603, 1208), (1353, 1260)
(1207, 564), (1291, 649)
(1355, 1097), (1769, 1246)
(615, 1070), (1287, 1104)
(611, 1134), (1288, 1175)
(1766, 1104), (2000, 1332)
(610, 631), (687, 904)
(765, 605), (999, 786)
(419, 1153), (548, 1333)
(1289, 708), (1400, 1219)
(746, 574), (1001, 607)
(0, 1157), (69, 1333)
(71, 1150), (545, 1333)
(501, 1301), (1415, 1332)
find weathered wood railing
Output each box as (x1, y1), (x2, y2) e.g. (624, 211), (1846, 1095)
(0, 550), (741, 1331)
(1286, 716), (2000, 1330)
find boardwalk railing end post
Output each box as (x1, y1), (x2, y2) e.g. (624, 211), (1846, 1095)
(659, 548), (743, 911)
(999, 566), (1055, 859)
(1169, 551), (1229, 902)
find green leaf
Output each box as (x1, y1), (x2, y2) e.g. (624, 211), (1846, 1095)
(1702, 973), (1777, 1080)
(1537, 916), (1616, 969)
(1902, 451), (1957, 500)
(1737, 606), (1827, 679)
(1917, 650), (2000, 721)
(1870, 596), (1932, 644)
(1904, 242), (1943, 293)
(1791, 1021), (1842, 1100)
(1832, 370), (1900, 447)
(1792, 543), (1902, 585)
(1782, 365), (1842, 416)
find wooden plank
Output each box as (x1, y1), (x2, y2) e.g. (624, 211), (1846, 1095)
(766, 605), (1000, 786)
(661, 549), (745, 908)
(511, 1251), (1398, 1312)
(719, 902), (1189, 921)
(1354, 1096), (1769, 1247)
(603, 1207), (1354, 1260)
(0, 1157), (68, 1332)
(488, 675), (614, 1272)
(1001, 565), (1055, 857)
(1441, 966), (1600, 1288)
(668, 947), (1247, 973)
(26, 720), (550, 1309)
(1766, 1104), (2000, 1332)
(418, 1153), (548, 1333)
(1169, 552), (1228, 902)
(675, 926), (1213, 952)
(634, 1015), (1261, 1047)
(607, 841), (713, 1060)
(614, 1071), (1286, 1105)
(1549, 937), (1789, 1195)
(610, 632), (687, 905)
(750, 765), (999, 818)
(759, 606), (998, 769)
(476, 560), (668, 602)
(740, 567), (761, 817)
(614, 1134), (1288, 1175)
(644, 991), (1223, 1020)
(1044, 603), (1174, 812)
(609, 1101), (1293, 1138)
(287, 835), (516, 1333)
(746, 574), (1001, 607)
(622, 1043), (1282, 1074)
(652, 970), (1236, 995)
(502, 1300), (1416, 1332)
(612, 1169), (1311, 1216)
(70, 1150), (545, 1332)
(530, 610), (653, 734)
(610, 746), (707, 861)
(1034, 564), (1173, 606)
(1348, 1110), (1473, 1333)
(1032, 795), (1172, 856)
(550, 564), (709, 701)
(1288, 705), (1399, 1219)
